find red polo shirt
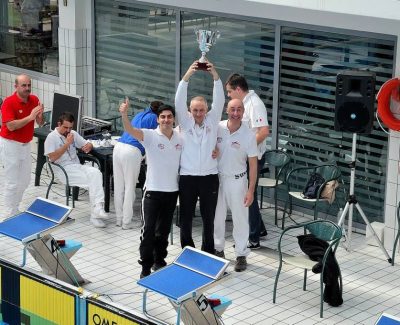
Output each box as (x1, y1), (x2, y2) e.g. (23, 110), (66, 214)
(0, 92), (39, 143)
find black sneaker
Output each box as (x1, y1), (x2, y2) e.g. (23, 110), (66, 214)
(140, 268), (151, 279)
(215, 250), (225, 258)
(259, 230), (268, 238)
(247, 242), (261, 250)
(152, 262), (166, 271)
(234, 256), (247, 272)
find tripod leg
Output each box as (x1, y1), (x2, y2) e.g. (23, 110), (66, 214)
(337, 202), (349, 227)
(337, 202), (350, 251)
(355, 203), (391, 262)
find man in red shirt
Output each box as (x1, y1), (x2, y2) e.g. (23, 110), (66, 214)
(0, 74), (44, 218)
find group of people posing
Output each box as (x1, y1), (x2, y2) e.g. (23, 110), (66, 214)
(0, 61), (269, 278)
(116, 61), (270, 277)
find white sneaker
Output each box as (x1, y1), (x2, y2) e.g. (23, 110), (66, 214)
(116, 220), (122, 227)
(91, 218), (106, 228)
(92, 204), (109, 219)
(122, 222), (134, 230)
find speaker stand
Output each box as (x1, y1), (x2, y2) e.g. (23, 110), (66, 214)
(337, 133), (391, 263)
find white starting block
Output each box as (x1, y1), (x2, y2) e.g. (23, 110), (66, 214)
(137, 247), (230, 325)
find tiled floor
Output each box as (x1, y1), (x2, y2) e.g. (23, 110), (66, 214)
(1, 140), (400, 325)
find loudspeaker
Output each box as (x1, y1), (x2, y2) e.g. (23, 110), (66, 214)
(335, 71), (376, 134)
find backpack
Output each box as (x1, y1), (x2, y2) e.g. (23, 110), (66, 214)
(302, 172), (325, 199)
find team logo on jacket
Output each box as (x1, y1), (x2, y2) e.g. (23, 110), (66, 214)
(231, 141), (240, 149)
(158, 144), (165, 150)
(175, 144), (182, 150)
(206, 126), (211, 134)
(217, 137), (222, 143)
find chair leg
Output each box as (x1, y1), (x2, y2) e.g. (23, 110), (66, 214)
(282, 195), (292, 230)
(46, 181), (53, 199)
(392, 231), (400, 266)
(282, 200), (288, 230)
(314, 202), (319, 221)
(65, 186), (70, 206)
(320, 272), (324, 318)
(273, 260), (283, 303)
(303, 269), (307, 291)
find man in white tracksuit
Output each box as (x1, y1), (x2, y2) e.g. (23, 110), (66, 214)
(225, 73), (270, 249)
(44, 112), (108, 228)
(214, 98), (258, 272)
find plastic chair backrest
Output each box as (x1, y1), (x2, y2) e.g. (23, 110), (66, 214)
(305, 221), (342, 242)
(265, 150), (290, 168)
(316, 165), (341, 181)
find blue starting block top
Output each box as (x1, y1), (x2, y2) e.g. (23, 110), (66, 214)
(27, 197), (71, 223)
(0, 198), (72, 243)
(138, 247), (229, 303)
(376, 314), (400, 325)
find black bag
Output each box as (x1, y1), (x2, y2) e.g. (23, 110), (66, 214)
(302, 172), (325, 199)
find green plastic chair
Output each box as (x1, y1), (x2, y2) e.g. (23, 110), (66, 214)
(259, 149), (291, 226)
(392, 202), (400, 266)
(282, 164), (341, 229)
(273, 219), (343, 318)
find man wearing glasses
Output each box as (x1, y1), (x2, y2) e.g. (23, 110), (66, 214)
(0, 74), (44, 219)
(44, 112), (108, 228)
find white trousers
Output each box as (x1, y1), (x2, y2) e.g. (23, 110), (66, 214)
(0, 138), (32, 217)
(112, 142), (142, 225)
(214, 175), (251, 257)
(54, 163), (105, 208)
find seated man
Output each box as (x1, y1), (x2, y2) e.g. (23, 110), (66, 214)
(44, 112), (108, 228)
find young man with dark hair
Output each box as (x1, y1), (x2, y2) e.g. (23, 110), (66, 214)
(225, 73), (270, 249)
(44, 112), (108, 228)
(113, 100), (162, 229)
(119, 99), (182, 278)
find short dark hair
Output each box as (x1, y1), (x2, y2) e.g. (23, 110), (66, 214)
(150, 100), (164, 113)
(225, 73), (249, 92)
(157, 104), (175, 117)
(58, 112), (75, 124)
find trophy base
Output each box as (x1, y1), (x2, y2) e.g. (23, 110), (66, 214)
(197, 62), (208, 71)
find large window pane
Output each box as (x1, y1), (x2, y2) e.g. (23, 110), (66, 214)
(95, 1), (176, 123)
(278, 27), (395, 223)
(0, 0), (59, 76)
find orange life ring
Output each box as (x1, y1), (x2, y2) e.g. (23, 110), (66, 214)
(377, 78), (400, 131)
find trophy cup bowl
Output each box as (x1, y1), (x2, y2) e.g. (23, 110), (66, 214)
(195, 29), (220, 71)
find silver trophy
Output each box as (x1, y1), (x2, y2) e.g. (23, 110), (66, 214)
(195, 29), (220, 70)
